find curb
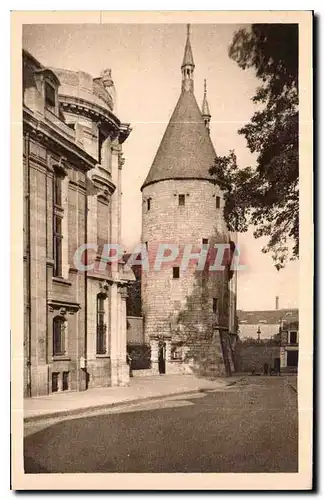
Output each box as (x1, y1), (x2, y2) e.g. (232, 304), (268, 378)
(288, 383), (298, 393)
(24, 376), (246, 425)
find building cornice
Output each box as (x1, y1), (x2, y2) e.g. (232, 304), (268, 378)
(59, 95), (121, 138)
(91, 172), (116, 196)
(23, 106), (97, 172)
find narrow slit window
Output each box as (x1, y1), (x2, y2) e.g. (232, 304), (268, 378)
(178, 194), (185, 206)
(213, 298), (218, 314)
(173, 266), (180, 279)
(147, 198), (151, 211)
(216, 196), (221, 209)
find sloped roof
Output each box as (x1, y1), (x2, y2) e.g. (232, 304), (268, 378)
(237, 309), (299, 325)
(141, 90), (216, 190)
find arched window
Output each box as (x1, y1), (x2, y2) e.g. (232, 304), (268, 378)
(97, 293), (107, 354)
(53, 316), (66, 356)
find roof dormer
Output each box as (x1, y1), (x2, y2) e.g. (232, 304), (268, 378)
(34, 68), (60, 116)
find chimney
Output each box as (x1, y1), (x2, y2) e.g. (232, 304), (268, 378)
(275, 296), (279, 310)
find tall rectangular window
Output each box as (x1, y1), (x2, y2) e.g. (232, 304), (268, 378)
(216, 196), (221, 209)
(289, 331), (297, 344)
(147, 198), (151, 211)
(52, 372), (59, 392)
(173, 266), (180, 279)
(54, 173), (62, 207)
(213, 298), (218, 314)
(98, 128), (105, 164)
(178, 194), (185, 206)
(62, 371), (69, 391)
(97, 294), (107, 354)
(53, 215), (63, 277)
(53, 316), (65, 356)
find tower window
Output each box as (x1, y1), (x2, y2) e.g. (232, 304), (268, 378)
(173, 266), (180, 279)
(147, 198), (151, 211)
(178, 194), (185, 206)
(213, 298), (218, 314)
(202, 238), (208, 246)
(216, 196), (221, 209)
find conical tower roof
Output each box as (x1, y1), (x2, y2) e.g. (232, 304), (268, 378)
(141, 26), (216, 191)
(202, 79), (211, 117)
(141, 91), (216, 190)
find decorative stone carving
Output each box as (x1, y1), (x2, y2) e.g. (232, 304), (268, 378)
(118, 285), (128, 300)
(118, 153), (125, 169)
(100, 68), (114, 88)
(99, 280), (110, 297)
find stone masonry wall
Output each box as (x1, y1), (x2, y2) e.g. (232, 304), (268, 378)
(235, 342), (280, 373)
(141, 178), (233, 376)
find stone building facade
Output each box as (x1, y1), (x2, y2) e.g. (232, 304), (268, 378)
(279, 313), (299, 373)
(23, 50), (132, 397)
(141, 26), (237, 377)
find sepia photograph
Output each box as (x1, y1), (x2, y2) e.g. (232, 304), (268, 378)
(11, 10), (313, 490)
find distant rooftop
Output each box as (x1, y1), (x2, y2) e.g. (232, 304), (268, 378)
(237, 309), (299, 326)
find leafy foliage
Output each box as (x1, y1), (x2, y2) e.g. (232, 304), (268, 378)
(210, 24), (299, 269)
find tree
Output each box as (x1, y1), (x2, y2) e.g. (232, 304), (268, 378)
(210, 24), (299, 270)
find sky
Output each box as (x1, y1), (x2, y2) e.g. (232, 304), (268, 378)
(23, 23), (299, 311)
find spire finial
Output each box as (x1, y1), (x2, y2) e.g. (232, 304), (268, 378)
(187, 23), (190, 37)
(202, 78), (211, 131)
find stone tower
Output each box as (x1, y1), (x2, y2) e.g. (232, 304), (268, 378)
(141, 25), (235, 377)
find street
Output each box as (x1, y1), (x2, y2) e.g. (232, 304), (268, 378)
(24, 376), (298, 473)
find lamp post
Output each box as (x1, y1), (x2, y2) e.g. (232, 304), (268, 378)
(257, 326), (261, 342)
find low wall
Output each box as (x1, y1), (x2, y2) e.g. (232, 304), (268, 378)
(235, 342), (280, 373)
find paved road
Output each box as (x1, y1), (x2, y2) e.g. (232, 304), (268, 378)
(24, 376), (298, 473)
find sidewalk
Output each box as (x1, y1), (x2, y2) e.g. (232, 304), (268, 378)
(22, 374), (244, 423)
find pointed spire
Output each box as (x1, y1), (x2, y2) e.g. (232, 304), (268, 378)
(181, 24), (195, 92)
(182, 24), (195, 68)
(202, 79), (211, 131)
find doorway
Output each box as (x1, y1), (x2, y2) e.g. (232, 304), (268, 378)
(274, 357), (281, 374)
(158, 342), (166, 374)
(287, 350), (298, 368)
